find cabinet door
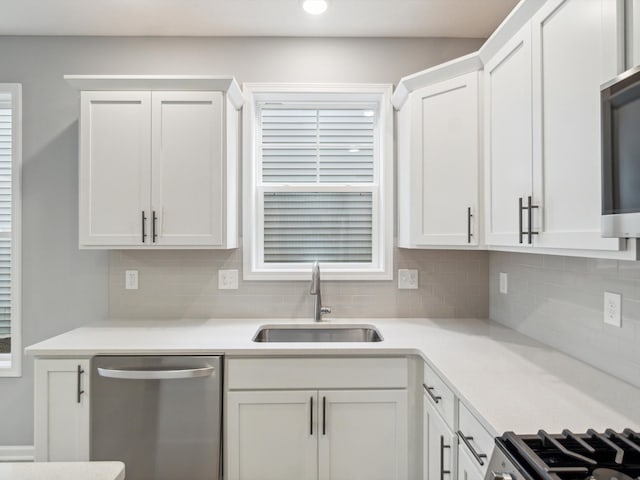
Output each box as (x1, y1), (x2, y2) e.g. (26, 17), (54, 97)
(531, 0), (624, 251)
(318, 389), (408, 480)
(630, 0), (640, 67)
(484, 23), (533, 247)
(79, 91), (151, 246)
(226, 390), (318, 480)
(151, 91), (224, 246)
(34, 359), (90, 461)
(410, 72), (479, 246)
(424, 397), (456, 480)
(457, 446), (485, 480)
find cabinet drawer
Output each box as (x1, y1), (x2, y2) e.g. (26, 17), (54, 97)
(227, 357), (408, 390)
(457, 402), (493, 476)
(422, 362), (455, 429)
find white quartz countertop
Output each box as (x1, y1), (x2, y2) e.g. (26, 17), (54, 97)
(0, 462), (124, 480)
(25, 317), (640, 435)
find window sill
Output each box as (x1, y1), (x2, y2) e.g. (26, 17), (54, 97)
(0, 353), (20, 377)
(243, 267), (393, 281)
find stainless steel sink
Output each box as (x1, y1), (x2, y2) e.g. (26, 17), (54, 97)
(252, 324), (383, 343)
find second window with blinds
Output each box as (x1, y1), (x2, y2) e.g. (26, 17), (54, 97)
(243, 84), (393, 280)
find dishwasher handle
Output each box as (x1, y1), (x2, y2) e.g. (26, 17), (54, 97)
(97, 365), (215, 380)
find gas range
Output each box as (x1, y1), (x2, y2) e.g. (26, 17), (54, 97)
(487, 430), (640, 480)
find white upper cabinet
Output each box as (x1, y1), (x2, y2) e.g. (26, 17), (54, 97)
(480, 0), (635, 257)
(397, 70), (481, 248)
(484, 22), (533, 247)
(530, 0), (624, 251)
(79, 91), (152, 246)
(72, 76), (242, 249)
(628, 0), (640, 67)
(151, 92), (224, 247)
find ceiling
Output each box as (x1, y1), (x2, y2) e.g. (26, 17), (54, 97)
(0, 0), (519, 37)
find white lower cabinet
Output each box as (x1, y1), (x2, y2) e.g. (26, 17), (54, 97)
(318, 389), (408, 480)
(34, 359), (90, 462)
(227, 388), (408, 480)
(226, 390), (318, 480)
(457, 446), (485, 480)
(226, 357), (409, 480)
(423, 396), (456, 480)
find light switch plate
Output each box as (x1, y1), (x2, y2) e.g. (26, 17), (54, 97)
(398, 269), (418, 289)
(499, 272), (508, 294)
(218, 269), (239, 290)
(604, 291), (622, 327)
(125, 270), (139, 290)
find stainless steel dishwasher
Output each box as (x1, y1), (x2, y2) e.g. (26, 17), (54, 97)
(91, 355), (222, 480)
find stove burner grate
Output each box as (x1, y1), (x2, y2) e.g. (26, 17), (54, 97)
(498, 429), (640, 480)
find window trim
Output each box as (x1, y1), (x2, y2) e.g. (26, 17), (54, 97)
(0, 84), (22, 377)
(242, 83), (393, 281)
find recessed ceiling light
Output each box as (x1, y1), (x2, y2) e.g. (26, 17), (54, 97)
(301, 0), (330, 15)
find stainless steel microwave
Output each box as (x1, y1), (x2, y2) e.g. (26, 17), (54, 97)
(601, 65), (640, 237)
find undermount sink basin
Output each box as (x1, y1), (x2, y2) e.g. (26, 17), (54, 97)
(252, 324), (383, 343)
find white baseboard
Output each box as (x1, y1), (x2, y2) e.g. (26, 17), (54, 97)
(0, 445), (34, 462)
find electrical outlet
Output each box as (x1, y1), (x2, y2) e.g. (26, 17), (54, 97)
(398, 269), (418, 289)
(499, 272), (508, 294)
(603, 291), (622, 327)
(218, 269), (239, 290)
(125, 270), (139, 290)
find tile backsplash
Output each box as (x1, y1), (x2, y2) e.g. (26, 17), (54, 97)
(490, 252), (640, 388)
(109, 248), (489, 319)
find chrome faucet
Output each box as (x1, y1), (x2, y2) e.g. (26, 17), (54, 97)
(310, 260), (331, 322)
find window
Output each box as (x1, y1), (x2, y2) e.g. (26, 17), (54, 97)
(243, 84), (393, 280)
(0, 84), (21, 377)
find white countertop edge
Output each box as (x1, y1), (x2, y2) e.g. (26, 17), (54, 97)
(0, 461), (125, 480)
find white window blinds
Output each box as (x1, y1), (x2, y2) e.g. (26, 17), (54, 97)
(259, 106), (377, 264)
(264, 192), (373, 263)
(0, 95), (12, 342)
(261, 108), (374, 183)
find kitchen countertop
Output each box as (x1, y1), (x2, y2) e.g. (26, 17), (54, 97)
(0, 462), (124, 480)
(25, 317), (640, 435)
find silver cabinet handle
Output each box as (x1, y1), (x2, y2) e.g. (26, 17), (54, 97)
(467, 207), (473, 243)
(310, 396), (314, 436)
(518, 197), (524, 244)
(457, 430), (487, 466)
(141, 211), (147, 243)
(440, 435), (451, 480)
(77, 365), (85, 403)
(97, 365), (215, 380)
(152, 210), (158, 243)
(322, 396), (327, 436)
(423, 383), (441, 404)
(526, 195), (539, 244)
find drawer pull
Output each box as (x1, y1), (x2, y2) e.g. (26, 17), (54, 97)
(440, 435), (451, 480)
(77, 365), (85, 404)
(141, 211), (147, 243)
(310, 396), (313, 435)
(152, 210), (158, 243)
(457, 430), (487, 466)
(322, 396), (327, 436)
(423, 383), (442, 404)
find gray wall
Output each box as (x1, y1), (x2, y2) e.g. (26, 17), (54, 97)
(490, 252), (640, 389)
(0, 35), (483, 446)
